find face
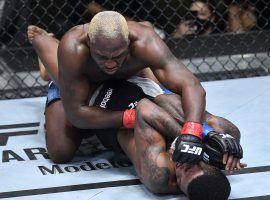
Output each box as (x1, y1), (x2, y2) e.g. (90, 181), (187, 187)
(241, 5), (257, 29)
(174, 162), (205, 194)
(89, 35), (129, 75)
(190, 1), (212, 21)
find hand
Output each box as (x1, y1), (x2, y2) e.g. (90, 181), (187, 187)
(222, 153), (247, 172)
(204, 131), (246, 171)
(172, 134), (204, 164)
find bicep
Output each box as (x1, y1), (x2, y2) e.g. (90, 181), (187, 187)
(138, 32), (196, 92)
(153, 59), (197, 93)
(59, 71), (90, 113)
(57, 41), (91, 116)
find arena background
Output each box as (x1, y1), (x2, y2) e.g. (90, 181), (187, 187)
(0, 0), (270, 99)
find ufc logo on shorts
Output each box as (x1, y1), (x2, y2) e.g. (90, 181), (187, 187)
(181, 144), (202, 155)
(128, 101), (138, 109)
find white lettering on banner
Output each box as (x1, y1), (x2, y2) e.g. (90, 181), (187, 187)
(0, 147), (133, 175)
(100, 88), (113, 108)
(181, 144), (202, 155)
(1, 148), (50, 163)
(38, 159), (133, 175)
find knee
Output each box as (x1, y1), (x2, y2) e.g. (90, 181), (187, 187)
(48, 149), (75, 164)
(46, 143), (76, 164)
(136, 98), (156, 121)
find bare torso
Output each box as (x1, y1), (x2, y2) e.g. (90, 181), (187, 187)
(59, 22), (150, 86)
(57, 20), (205, 129)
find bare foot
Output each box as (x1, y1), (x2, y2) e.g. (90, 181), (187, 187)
(27, 25), (53, 44)
(27, 25), (54, 81)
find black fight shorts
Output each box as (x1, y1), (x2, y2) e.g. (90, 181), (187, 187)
(91, 79), (154, 152)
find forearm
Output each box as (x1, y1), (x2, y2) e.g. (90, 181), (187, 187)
(67, 106), (124, 129)
(181, 81), (206, 123)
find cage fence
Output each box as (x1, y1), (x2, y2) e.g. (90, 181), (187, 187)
(0, 0), (269, 99)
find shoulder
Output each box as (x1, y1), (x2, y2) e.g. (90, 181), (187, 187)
(58, 25), (91, 76)
(58, 25), (90, 67)
(59, 24), (89, 55)
(128, 21), (167, 58)
(128, 21), (164, 61)
(128, 21), (158, 46)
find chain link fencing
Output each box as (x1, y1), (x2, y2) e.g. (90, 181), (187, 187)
(0, 0), (270, 99)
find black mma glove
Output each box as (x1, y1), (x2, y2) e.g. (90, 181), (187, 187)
(203, 143), (225, 169)
(204, 131), (243, 159)
(172, 134), (204, 164)
(172, 122), (204, 164)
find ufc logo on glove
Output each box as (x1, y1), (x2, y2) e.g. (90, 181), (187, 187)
(220, 133), (233, 139)
(181, 144), (203, 155)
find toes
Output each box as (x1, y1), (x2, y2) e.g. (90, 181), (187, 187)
(27, 25), (36, 32)
(27, 25), (50, 44)
(27, 25), (47, 35)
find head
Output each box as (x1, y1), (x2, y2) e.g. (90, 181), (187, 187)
(88, 11), (130, 75)
(175, 162), (231, 200)
(227, 2), (257, 33)
(190, 1), (213, 21)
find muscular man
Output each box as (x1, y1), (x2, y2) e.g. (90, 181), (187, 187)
(28, 11), (207, 165)
(117, 92), (241, 199)
(89, 80), (245, 199)
(28, 9), (245, 173)
(28, 12), (246, 197)
(76, 78), (245, 199)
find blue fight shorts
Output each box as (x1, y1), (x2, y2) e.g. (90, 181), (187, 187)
(46, 81), (61, 107)
(159, 84), (173, 94)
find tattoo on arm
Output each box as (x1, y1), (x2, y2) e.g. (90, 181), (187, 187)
(141, 145), (171, 192)
(218, 117), (241, 141)
(208, 115), (241, 142)
(144, 107), (180, 139)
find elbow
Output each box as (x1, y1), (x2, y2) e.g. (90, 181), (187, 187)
(65, 108), (85, 128)
(66, 106), (99, 129)
(67, 113), (80, 128)
(185, 78), (206, 97)
(193, 78), (205, 95)
(198, 84), (206, 98)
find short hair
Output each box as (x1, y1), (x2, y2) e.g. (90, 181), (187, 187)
(88, 11), (129, 43)
(187, 167), (231, 200)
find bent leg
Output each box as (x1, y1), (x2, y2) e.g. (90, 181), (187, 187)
(27, 26), (59, 84)
(45, 100), (82, 163)
(28, 26), (82, 163)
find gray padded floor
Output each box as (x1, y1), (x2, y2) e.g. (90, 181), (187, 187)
(1, 76), (270, 200)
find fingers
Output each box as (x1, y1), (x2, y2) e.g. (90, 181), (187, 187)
(231, 158), (238, 170)
(225, 155), (234, 171)
(223, 153), (247, 171)
(236, 160), (242, 169)
(223, 153), (228, 165)
(240, 162), (247, 168)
